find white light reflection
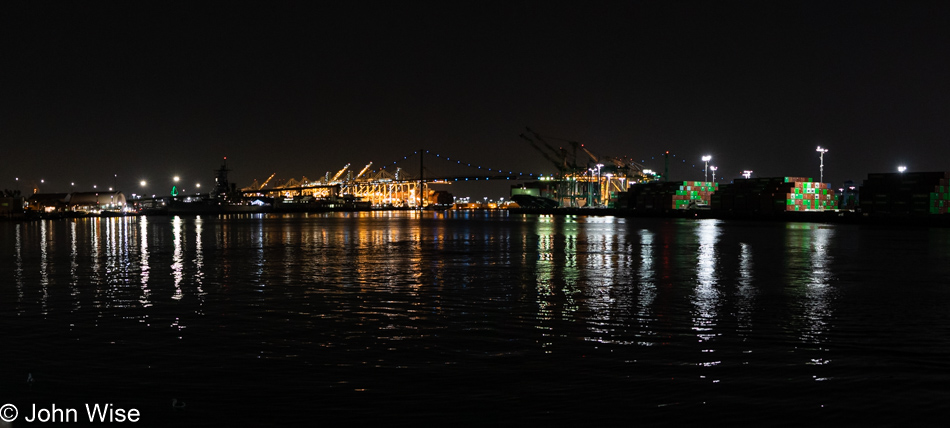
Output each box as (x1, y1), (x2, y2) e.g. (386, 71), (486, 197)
(692, 220), (721, 345)
(90, 219), (102, 309)
(171, 216), (184, 300)
(40, 220), (49, 314)
(534, 215), (557, 352)
(561, 217), (580, 320)
(785, 223), (838, 373)
(15, 223), (24, 314)
(107, 217), (135, 309)
(139, 216), (151, 307)
(194, 217), (206, 309)
(70, 221), (80, 313)
(253, 216), (265, 293)
(735, 242), (756, 341)
(802, 225), (835, 345)
(531, 215), (582, 352)
(583, 217), (632, 345)
(636, 229), (657, 345)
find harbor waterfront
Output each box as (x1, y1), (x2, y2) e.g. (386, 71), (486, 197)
(2, 211), (949, 425)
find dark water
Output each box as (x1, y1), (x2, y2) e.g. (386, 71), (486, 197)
(2, 212), (950, 426)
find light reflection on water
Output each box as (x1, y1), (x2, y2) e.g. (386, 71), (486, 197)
(736, 241), (755, 340)
(693, 219), (721, 347)
(2, 212), (950, 424)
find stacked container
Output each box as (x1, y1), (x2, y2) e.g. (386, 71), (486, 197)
(671, 181), (719, 209)
(620, 180), (718, 212)
(860, 171), (950, 215)
(784, 177), (838, 212)
(710, 177), (837, 213)
(930, 175), (950, 215)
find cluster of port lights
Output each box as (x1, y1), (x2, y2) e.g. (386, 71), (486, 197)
(379, 150), (546, 178)
(643, 151), (726, 181)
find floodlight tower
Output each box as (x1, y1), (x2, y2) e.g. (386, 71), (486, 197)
(816, 146), (828, 183)
(702, 155), (712, 182)
(742, 170), (753, 179)
(898, 165), (907, 173)
(709, 166), (718, 182)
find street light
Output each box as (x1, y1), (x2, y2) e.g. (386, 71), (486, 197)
(140, 180), (147, 187)
(898, 166), (907, 173)
(816, 146), (828, 183)
(702, 155), (712, 182)
(709, 166), (718, 182)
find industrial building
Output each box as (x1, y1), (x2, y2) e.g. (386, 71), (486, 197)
(26, 191), (128, 215)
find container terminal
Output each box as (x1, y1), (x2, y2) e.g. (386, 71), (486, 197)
(5, 140), (950, 224)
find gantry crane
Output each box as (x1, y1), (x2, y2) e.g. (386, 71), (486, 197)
(240, 172), (276, 192)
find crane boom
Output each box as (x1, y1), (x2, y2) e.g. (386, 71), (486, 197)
(580, 145), (598, 163)
(355, 162), (373, 180)
(520, 133), (566, 173)
(259, 173), (276, 190)
(526, 128), (568, 165)
(330, 163), (351, 182)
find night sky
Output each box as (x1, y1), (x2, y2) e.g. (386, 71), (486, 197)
(4, 1), (950, 198)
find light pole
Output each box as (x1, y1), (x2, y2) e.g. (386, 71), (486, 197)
(596, 163), (604, 206)
(588, 168), (596, 207)
(816, 146), (828, 183)
(702, 155), (712, 182)
(709, 166), (717, 183)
